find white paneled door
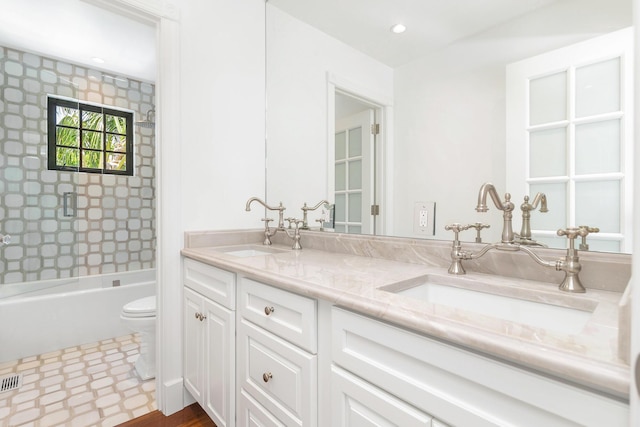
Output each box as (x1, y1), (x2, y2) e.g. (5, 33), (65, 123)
(334, 109), (375, 234)
(506, 27), (634, 253)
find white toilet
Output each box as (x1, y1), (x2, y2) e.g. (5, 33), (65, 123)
(121, 296), (156, 380)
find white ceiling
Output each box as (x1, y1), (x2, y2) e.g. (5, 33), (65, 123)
(0, 0), (571, 80)
(269, 0), (559, 67)
(0, 0), (156, 82)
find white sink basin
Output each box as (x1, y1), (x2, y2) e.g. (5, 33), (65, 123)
(383, 275), (595, 335)
(225, 249), (278, 257)
(216, 245), (288, 258)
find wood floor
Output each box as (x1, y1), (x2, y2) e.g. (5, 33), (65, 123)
(116, 403), (216, 427)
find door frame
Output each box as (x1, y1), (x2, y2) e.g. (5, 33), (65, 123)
(326, 72), (394, 235)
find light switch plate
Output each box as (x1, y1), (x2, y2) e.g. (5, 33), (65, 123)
(413, 202), (436, 235)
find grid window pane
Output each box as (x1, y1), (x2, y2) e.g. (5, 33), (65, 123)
(82, 111), (103, 130)
(56, 128), (79, 147)
(348, 160), (362, 190)
(575, 119), (620, 175)
(348, 127), (362, 157)
(529, 127), (566, 177)
(82, 130), (103, 150)
(106, 153), (127, 171)
(348, 193), (362, 222)
(106, 134), (127, 152)
(575, 58), (620, 118)
(106, 114), (127, 134)
(335, 131), (346, 160)
(529, 72), (567, 125)
(335, 163), (346, 191)
(56, 147), (79, 167)
(82, 150), (103, 169)
(576, 180), (620, 233)
(56, 106), (79, 127)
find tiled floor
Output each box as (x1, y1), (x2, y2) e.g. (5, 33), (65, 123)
(0, 334), (155, 427)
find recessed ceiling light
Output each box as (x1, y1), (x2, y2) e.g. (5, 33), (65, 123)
(390, 24), (406, 34)
(91, 57), (105, 64)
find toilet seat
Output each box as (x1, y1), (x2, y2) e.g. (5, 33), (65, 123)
(122, 296), (156, 318)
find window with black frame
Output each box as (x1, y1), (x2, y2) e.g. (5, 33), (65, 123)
(47, 96), (133, 175)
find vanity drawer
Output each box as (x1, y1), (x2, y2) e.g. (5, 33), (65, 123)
(331, 307), (627, 427)
(239, 278), (317, 353)
(237, 318), (317, 427)
(183, 258), (236, 309)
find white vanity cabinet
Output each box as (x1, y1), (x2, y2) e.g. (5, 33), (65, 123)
(183, 259), (236, 427)
(236, 277), (318, 427)
(331, 307), (628, 427)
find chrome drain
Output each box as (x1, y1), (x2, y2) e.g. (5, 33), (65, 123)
(0, 373), (22, 393)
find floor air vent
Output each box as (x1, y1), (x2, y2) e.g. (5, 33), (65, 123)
(0, 373), (22, 393)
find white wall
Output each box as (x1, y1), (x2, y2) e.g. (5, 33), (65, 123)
(180, 0), (266, 230)
(153, 0), (267, 414)
(266, 5), (393, 216)
(392, 0), (632, 241)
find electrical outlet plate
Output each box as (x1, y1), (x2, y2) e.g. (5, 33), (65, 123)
(413, 202), (436, 235)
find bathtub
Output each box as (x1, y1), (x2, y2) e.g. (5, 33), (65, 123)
(0, 269), (156, 363)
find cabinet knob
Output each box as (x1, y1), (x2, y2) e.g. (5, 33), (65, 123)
(264, 306), (275, 316)
(194, 312), (206, 321)
(194, 312), (200, 320)
(263, 372), (273, 383)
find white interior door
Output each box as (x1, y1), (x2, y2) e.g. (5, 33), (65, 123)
(506, 27), (634, 252)
(334, 109), (374, 234)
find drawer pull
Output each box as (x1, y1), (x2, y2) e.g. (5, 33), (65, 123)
(264, 306), (275, 316)
(262, 372), (273, 383)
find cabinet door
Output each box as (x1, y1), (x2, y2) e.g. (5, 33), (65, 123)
(332, 365), (432, 427)
(184, 287), (204, 402)
(204, 297), (235, 427)
(237, 389), (286, 427)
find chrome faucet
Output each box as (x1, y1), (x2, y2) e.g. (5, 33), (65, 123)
(445, 183), (595, 293)
(300, 200), (330, 229)
(475, 182), (515, 244)
(245, 197), (286, 229)
(515, 193), (548, 246)
(245, 197), (287, 245)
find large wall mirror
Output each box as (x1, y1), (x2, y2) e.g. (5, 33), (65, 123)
(265, 0), (633, 254)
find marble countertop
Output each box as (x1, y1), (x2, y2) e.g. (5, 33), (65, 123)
(181, 241), (629, 399)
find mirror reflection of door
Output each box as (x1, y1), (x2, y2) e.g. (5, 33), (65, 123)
(334, 92), (380, 234)
(507, 28), (633, 253)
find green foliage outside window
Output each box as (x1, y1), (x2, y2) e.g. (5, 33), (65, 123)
(48, 97), (133, 176)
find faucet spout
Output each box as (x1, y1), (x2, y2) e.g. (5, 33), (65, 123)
(245, 197), (280, 212)
(476, 183), (507, 212)
(245, 197), (287, 230)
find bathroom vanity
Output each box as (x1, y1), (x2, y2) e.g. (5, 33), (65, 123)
(181, 229), (630, 426)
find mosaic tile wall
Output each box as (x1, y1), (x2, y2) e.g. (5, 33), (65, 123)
(0, 46), (156, 284)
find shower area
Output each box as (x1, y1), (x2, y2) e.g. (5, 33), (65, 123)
(0, 44), (157, 363)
